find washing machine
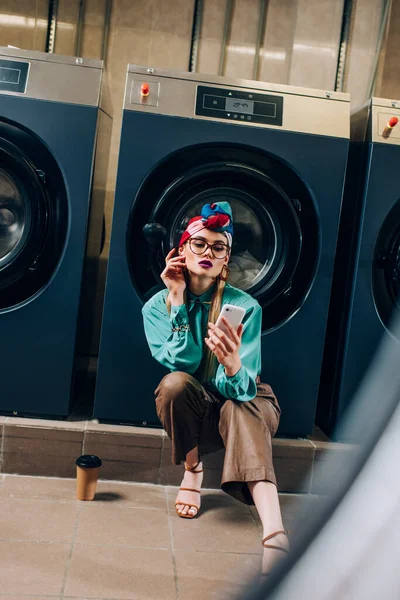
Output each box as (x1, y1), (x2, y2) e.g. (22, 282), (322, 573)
(94, 65), (349, 437)
(317, 98), (400, 440)
(0, 47), (110, 418)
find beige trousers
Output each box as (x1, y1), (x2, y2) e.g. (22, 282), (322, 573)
(155, 371), (281, 505)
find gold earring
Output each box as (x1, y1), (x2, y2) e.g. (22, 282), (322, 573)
(220, 265), (230, 282)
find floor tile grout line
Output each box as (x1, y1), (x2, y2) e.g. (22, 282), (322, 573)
(0, 595), (65, 598)
(0, 496), (170, 509)
(158, 434), (165, 485)
(0, 473), (315, 496)
(59, 500), (85, 599)
(165, 486), (180, 600)
(0, 536), (262, 555)
(0, 538), (72, 545)
(0, 538), (171, 550)
(0, 421), (5, 474)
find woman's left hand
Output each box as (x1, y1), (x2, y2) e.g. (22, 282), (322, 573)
(205, 318), (244, 377)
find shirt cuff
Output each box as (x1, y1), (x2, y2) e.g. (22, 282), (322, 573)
(223, 364), (246, 385)
(170, 304), (190, 330)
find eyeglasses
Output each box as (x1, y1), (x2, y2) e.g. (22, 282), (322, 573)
(188, 237), (230, 259)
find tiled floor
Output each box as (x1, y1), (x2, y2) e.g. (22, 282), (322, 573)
(0, 473), (320, 599)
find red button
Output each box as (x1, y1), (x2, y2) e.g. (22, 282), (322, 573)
(382, 116), (399, 138)
(141, 83), (150, 97)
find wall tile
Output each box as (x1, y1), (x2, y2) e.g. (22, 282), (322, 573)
(2, 0), (36, 17)
(259, 47), (290, 85)
(53, 0), (79, 56)
(0, 0), (36, 50)
(197, 38), (222, 75)
(258, 0), (297, 84)
(111, 0), (154, 30)
(81, 24), (103, 59)
(148, 32), (191, 70)
(345, 0), (384, 107)
(0, 23), (35, 50)
(56, 0), (80, 23)
(230, 0), (260, 45)
(201, 0), (226, 41)
(33, 0), (48, 51)
(84, 0), (107, 27)
(224, 42), (255, 80)
(108, 27), (151, 85)
(33, 26), (47, 52)
(152, 0), (195, 38)
(289, 0), (344, 91)
(380, 0), (400, 100)
(54, 24), (76, 56)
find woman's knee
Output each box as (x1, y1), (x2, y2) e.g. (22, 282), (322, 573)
(155, 371), (194, 405)
(219, 397), (278, 435)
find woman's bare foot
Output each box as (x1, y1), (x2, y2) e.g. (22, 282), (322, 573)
(262, 531), (290, 577)
(175, 461), (203, 517)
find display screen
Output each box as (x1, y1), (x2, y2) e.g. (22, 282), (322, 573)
(225, 97), (254, 115)
(0, 60), (29, 93)
(0, 66), (21, 85)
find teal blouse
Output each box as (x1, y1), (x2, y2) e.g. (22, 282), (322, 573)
(142, 283), (262, 402)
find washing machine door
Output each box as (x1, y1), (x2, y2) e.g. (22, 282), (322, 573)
(373, 199), (400, 335)
(0, 120), (68, 309)
(127, 145), (319, 331)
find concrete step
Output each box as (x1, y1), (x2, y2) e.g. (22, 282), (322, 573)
(0, 415), (355, 495)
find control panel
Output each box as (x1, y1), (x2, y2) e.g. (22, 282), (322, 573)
(0, 59), (29, 94)
(195, 85), (283, 126)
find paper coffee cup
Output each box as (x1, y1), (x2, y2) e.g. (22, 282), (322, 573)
(76, 455), (102, 501)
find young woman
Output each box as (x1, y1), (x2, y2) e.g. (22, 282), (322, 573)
(142, 202), (289, 577)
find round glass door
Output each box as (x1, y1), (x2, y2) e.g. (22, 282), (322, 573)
(0, 120), (68, 310)
(127, 144), (319, 331)
(172, 193), (276, 291)
(373, 199), (400, 336)
(0, 168), (31, 266)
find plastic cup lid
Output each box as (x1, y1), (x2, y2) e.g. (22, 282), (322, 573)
(76, 455), (102, 468)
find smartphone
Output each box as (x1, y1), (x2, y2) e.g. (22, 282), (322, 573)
(215, 304), (246, 336)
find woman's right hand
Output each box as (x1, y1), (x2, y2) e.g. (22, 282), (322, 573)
(161, 248), (186, 302)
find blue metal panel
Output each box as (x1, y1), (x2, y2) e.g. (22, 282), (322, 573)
(0, 95), (98, 416)
(95, 110), (348, 436)
(338, 143), (400, 419)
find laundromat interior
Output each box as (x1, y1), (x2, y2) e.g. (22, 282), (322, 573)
(1, 1), (400, 599)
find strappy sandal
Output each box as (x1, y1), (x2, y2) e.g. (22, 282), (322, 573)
(261, 529), (290, 580)
(175, 460), (203, 519)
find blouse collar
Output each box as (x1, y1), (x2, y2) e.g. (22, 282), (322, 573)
(187, 284), (216, 309)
